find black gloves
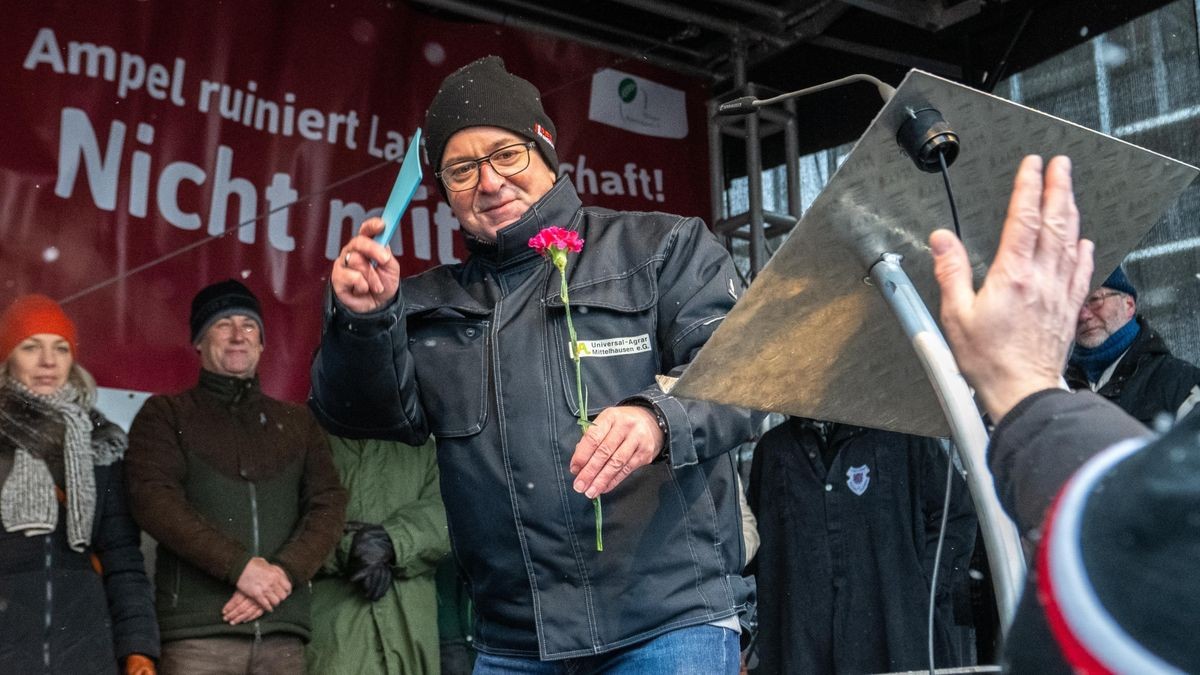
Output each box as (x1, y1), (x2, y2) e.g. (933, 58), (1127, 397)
(346, 521), (396, 602)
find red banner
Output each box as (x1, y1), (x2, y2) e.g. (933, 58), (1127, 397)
(0, 1), (711, 402)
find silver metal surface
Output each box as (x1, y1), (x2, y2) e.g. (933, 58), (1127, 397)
(675, 69), (1198, 437)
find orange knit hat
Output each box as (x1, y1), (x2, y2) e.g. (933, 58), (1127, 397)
(0, 294), (78, 360)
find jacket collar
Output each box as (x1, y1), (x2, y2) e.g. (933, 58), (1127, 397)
(1128, 316), (1169, 357)
(464, 178), (583, 268)
(198, 369), (261, 406)
(786, 418), (866, 447)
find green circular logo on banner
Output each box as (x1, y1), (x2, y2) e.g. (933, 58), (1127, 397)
(618, 78), (638, 103)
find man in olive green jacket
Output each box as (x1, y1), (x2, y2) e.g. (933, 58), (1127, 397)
(306, 435), (450, 675)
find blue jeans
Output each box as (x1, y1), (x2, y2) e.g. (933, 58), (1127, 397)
(472, 625), (739, 675)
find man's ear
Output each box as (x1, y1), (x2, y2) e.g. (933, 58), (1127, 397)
(1123, 295), (1138, 320)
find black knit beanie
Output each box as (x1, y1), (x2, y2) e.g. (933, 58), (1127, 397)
(423, 56), (558, 200)
(190, 279), (264, 344)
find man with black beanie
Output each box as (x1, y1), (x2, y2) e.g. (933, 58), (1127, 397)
(126, 279), (347, 674)
(311, 56), (757, 671)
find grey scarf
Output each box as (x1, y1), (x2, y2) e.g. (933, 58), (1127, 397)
(0, 376), (124, 551)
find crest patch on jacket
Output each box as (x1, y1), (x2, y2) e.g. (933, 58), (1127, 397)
(846, 464), (870, 496)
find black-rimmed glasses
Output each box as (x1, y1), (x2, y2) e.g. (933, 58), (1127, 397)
(436, 142), (536, 192)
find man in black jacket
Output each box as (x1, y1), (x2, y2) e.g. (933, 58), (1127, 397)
(748, 420), (975, 674)
(930, 154), (1198, 673)
(311, 56), (755, 671)
(1066, 266), (1200, 424)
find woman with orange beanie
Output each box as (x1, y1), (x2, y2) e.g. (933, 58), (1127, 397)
(0, 294), (159, 674)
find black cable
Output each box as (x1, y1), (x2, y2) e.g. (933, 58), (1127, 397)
(928, 439), (959, 675)
(938, 148), (962, 240)
(926, 146), (964, 674)
(984, 7), (1035, 93)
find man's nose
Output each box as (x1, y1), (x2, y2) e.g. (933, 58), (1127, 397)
(476, 162), (505, 192)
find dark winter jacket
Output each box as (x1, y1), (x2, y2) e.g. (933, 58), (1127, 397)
(310, 178), (757, 660)
(125, 370), (347, 642)
(747, 419), (976, 675)
(988, 389), (1150, 673)
(1065, 316), (1200, 425)
(1, 410), (158, 674)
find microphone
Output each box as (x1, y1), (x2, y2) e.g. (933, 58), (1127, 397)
(715, 74), (897, 117)
(896, 107), (959, 172)
(716, 96), (760, 116)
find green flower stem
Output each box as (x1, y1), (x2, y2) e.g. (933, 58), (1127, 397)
(593, 497), (603, 552)
(556, 255), (603, 552)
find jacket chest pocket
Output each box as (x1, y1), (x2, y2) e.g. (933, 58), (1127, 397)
(550, 265), (661, 418)
(409, 317), (490, 437)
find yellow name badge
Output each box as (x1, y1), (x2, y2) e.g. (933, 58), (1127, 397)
(570, 334), (652, 358)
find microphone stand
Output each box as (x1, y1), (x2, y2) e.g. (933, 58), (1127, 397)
(716, 74), (896, 116)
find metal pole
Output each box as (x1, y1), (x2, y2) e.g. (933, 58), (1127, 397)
(746, 102), (766, 276)
(783, 98), (801, 221)
(702, 0), (788, 21)
(708, 98), (726, 233)
(729, 47), (767, 277)
(869, 254), (1025, 630)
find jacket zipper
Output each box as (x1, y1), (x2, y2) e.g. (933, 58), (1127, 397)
(248, 481), (263, 643)
(42, 536), (52, 673)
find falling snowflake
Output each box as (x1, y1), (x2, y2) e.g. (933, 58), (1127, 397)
(42, 247), (60, 263)
(423, 42), (446, 66)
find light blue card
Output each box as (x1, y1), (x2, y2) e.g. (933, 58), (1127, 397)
(375, 127), (423, 247)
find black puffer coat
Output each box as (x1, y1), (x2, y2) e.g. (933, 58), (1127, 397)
(0, 407), (159, 674)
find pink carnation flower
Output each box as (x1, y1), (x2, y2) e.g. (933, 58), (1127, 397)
(528, 227), (584, 256)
